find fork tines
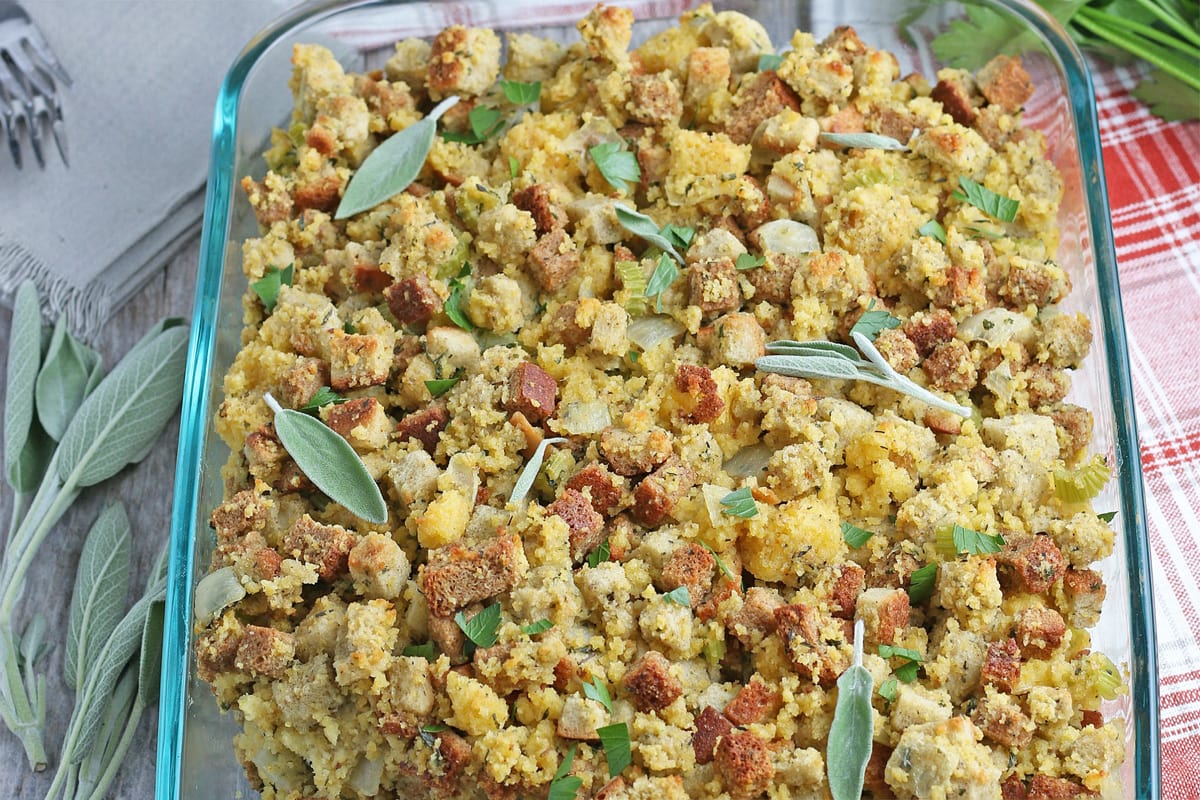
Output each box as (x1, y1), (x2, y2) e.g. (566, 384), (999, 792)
(0, 5), (70, 169)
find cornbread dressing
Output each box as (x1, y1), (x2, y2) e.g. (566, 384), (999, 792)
(198, 5), (1126, 799)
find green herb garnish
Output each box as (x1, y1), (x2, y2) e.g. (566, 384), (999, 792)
(757, 53), (784, 71)
(644, 253), (679, 313)
(827, 620), (873, 800)
(300, 386), (345, 414)
(455, 602), (502, 654)
(841, 522), (875, 549)
(441, 104), (505, 145)
(819, 132), (909, 150)
(337, 96), (459, 219)
(589, 142), (641, 195)
(660, 223), (695, 251)
(848, 300), (901, 342)
(735, 253), (765, 271)
(614, 206), (686, 265)
(586, 539), (611, 569)
(583, 677), (613, 711)
(907, 563), (938, 605)
(403, 642), (437, 661)
(719, 487), (759, 519)
(1098, 511), (1117, 523)
(263, 392), (388, 523)
(663, 586), (691, 606)
(879, 644), (923, 683)
(251, 264), (294, 312)
(597, 722), (632, 778)
(500, 79), (541, 105)
(878, 678), (899, 702)
(757, 333), (972, 418)
(444, 264), (477, 332)
(508, 155), (520, 179)
(522, 619), (554, 636)
(952, 176), (1019, 222)
(548, 744), (583, 800)
(918, 219), (947, 244)
(422, 723), (449, 733)
(701, 541), (735, 579)
(934, 524), (1006, 558)
(34, 315), (102, 441)
(425, 369), (463, 398)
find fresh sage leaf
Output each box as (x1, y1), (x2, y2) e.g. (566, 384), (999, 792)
(827, 620), (873, 800)
(952, 176), (1019, 222)
(336, 96), (460, 219)
(455, 602), (501, 649)
(662, 586), (690, 606)
(137, 596), (165, 707)
(660, 224), (695, 251)
(755, 353), (863, 381)
(820, 131), (909, 150)
(614, 205), (685, 265)
(66, 503), (132, 691)
(720, 487), (758, 519)
(589, 142), (641, 195)
(19, 613), (49, 670)
(766, 340), (861, 360)
(264, 392), (388, 524)
(509, 437), (567, 507)
(4, 281), (47, 492)
(75, 661), (137, 799)
(56, 325), (188, 489)
(35, 315), (102, 441)
(69, 587), (161, 764)
(442, 104), (505, 145)
(597, 722), (632, 778)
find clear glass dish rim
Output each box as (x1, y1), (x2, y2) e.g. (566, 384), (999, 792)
(156, 1), (1161, 796)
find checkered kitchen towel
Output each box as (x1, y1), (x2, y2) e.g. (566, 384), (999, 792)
(1093, 60), (1200, 796)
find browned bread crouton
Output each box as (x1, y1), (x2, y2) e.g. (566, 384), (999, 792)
(692, 705), (733, 765)
(632, 456), (696, 527)
(235, 625), (295, 678)
(505, 361), (558, 424)
(981, 638), (1022, 693)
(599, 426), (673, 476)
(623, 650), (681, 712)
(526, 228), (579, 293)
(395, 404), (450, 453)
(724, 679), (779, 726)
(674, 363), (725, 424)
(564, 463), (624, 517)
(714, 729), (775, 798)
(281, 515), (357, 581)
(420, 533), (527, 617)
(549, 488), (605, 563)
(385, 275), (441, 328)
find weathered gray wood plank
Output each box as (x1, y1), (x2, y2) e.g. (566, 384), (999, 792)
(0, 239), (199, 799)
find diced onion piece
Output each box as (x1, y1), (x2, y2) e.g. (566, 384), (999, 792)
(958, 307), (1034, 347)
(701, 483), (729, 527)
(1054, 454), (1111, 503)
(723, 443), (772, 478)
(194, 566), (246, 623)
(347, 755), (384, 796)
(627, 314), (685, 351)
(751, 219), (819, 255)
(558, 400), (612, 436)
(444, 452), (480, 507)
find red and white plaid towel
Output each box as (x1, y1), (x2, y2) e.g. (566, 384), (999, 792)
(1092, 60), (1200, 796)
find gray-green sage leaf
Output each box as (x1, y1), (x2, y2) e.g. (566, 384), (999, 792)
(827, 620), (873, 800)
(137, 594), (165, 708)
(819, 131), (910, 150)
(614, 205), (685, 265)
(4, 281), (46, 492)
(264, 393), (388, 524)
(56, 325), (189, 489)
(69, 587), (162, 764)
(35, 316), (103, 441)
(336, 96), (460, 220)
(66, 503), (132, 691)
(509, 437), (567, 508)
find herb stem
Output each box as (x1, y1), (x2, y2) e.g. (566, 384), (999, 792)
(1077, 6), (1200, 60)
(81, 699), (143, 800)
(851, 331), (972, 418)
(1132, 0), (1200, 48)
(1073, 11), (1200, 91)
(0, 627), (47, 770)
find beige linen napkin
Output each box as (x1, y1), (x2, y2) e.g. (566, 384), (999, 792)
(0, 0), (291, 341)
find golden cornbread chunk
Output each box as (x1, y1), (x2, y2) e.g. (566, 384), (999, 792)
(198, 5), (1125, 799)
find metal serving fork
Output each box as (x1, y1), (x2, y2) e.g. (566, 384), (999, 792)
(0, 0), (70, 169)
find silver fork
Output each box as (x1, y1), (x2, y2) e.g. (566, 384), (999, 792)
(0, 0), (69, 169)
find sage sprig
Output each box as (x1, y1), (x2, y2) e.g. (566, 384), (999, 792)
(827, 619), (873, 800)
(263, 393), (387, 523)
(0, 282), (187, 771)
(819, 131), (910, 150)
(756, 332), (971, 418)
(336, 95), (460, 219)
(614, 205), (686, 265)
(64, 504), (131, 692)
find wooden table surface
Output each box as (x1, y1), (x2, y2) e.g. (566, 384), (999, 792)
(0, 240), (199, 799)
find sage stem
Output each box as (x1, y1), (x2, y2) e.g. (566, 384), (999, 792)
(82, 699), (144, 800)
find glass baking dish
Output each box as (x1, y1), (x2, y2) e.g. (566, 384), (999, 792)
(158, 0), (1159, 797)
